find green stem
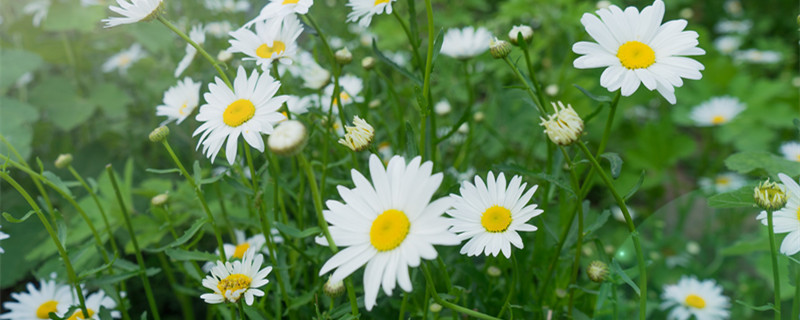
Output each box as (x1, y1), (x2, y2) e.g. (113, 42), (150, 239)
(239, 299), (246, 320)
(792, 272), (799, 320)
(157, 253), (195, 320)
(502, 57), (546, 114)
(559, 147), (585, 316)
(452, 62), (474, 169)
(157, 16), (231, 88)
(422, 263), (500, 320)
(399, 293), (409, 320)
(766, 210), (782, 320)
(68, 165), (120, 254)
(105, 165), (161, 320)
(518, 39), (546, 109)
(498, 254), (519, 318)
(392, 10), (422, 68)
(0, 134), (55, 221)
(0, 172), (90, 318)
(575, 141), (646, 320)
(420, 0), (436, 160)
(161, 140), (227, 262)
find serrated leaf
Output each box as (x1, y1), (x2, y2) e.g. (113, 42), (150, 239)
(165, 248), (218, 261)
(3, 210), (36, 223)
(707, 186), (755, 208)
(600, 153), (623, 179)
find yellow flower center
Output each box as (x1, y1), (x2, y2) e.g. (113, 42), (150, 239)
(617, 41), (656, 70)
(217, 273), (252, 294)
(333, 92), (351, 106)
(256, 41), (286, 59)
(178, 102), (188, 115)
(796, 154), (800, 162)
(715, 177), (730, 186)
(684, 294), (706, 309)
(711, 115), (726, 124)
(118, 55), (131, 66)
(796, 206), (799, 222)
(481, 205), (512, 233)
(36, 300), (59, 319)
(67, 308), (96, 320)
(233, 243), (250, 259)
(223, 99), (256, 127)
(282, 0), (299, 3)
(374, 0), (390, 5)
(369, 209), (411, 251)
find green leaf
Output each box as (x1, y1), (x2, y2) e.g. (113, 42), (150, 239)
(573, 84), (612, 103)
(372, 39), (422, 85)
(0, 97), (39, 160)
(144, 218), (208, 253)
(29, 76), (96, 131)
(145, 168), (182, 175)
(623, 170), (645, 201)
(610, 259), (639, 295)
(721, 237), (767, 256)
(41, 1), (105, 31)
(3, 210), (36, 223)
(405, 122), (418, 157)
(274, 223), (320, 239)
(42, 171), (73, 198)
(600, 153), (623, 179)
(164, 248), (219, 261)
(734, 300), (776, 312)
(707, 186), (756, 208)
(725, 151), (800, 177)
(88, 83), (132, 120)
(86, 268), (160, 286)
(495, 164), (575, 196)
(0, 49), (43, 93)
(430, 28), (445, 63)
(78, 255), (118, 279)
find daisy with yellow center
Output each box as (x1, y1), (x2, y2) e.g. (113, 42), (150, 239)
(64, 290), (120, 320)
(201, 248), (272, 305)
(698, 172), (747, 194)
(780, 142), (800, 162)
(756, 173), (800, 255)
(228, 15), (303, 70)
(346, 0), (396, 27)
(572, 0), (705, 104)
(321, 74), (363, 114)
(243, 0), (313, 29)
(689, 96), (746, 127)
(155, 77), (201, 125)
(101, 43), (145, 75)
(661, 276), (730, 320)
(447, 172), (542, 258)
(0, 275), (73, 319)
(317, 154), (460, 310)
(102, 0), (163, 28)
(193, 66), (288, 164)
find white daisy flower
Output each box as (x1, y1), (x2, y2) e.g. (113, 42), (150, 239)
(346, 0), (396, 27)
(205, 21), (233, 38)
(201, 248), (272, 305)
(712, 36), (741, 55)
(0, 275), (73, 319)
(316, 154), (460, 310)
(102, 43), (146, 74)
(756, 173), (800, 255)
(286, 95), (312, 116)
(321, 75), (363, 113)
(733, 49), (781, 64)
(572, 0), (705, 104)
(203, 229), (279, 272)
(780, 142), (800, 162)
(156, 78), (202, 125)
(292, 51), (331, 90)
(447, 172), (542, 258)
(243, 0), (314, 29)
(0, 226), (8, 254)
(689, 96), (746, 126)
(440, 27), (493, 60)
(102, 0), (163, 28)
(228, 15), (304, 69)
(433, 99), (452, 116)
(661, 276), (730, 320)
(714, 19), (751, 34)
(193, 66), (288, 164)
(23, 0), (50, 27)
(64, 290), (121, 320)
(174, 25), (206, 77)
(203, 0), (249, 12)
(698, 172), (747, 193)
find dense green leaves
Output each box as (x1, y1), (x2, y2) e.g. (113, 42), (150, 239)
(725, 151), (800, 177)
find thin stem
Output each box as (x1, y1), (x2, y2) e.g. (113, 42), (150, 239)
(105, 165), (161, 320)
(392, 10), (422, 68)
(399, 293), (409, 320)
(422, 263), (500, 320)
(502, 57), (546, 114)
(766, 210), (781, 320)
(0, 172), (90, 318)
(518, 40), (546, 109)
(239, 299), (246, 320)
(792, 272), (799, 320)
(157, 253), (195, 320)
(498, 254), (519, 318)
(67, 165), (120, 254)
(420, 0), (436, 160)
(575, 141), (646, 320)
(559, 147), (584, 316)
(157, 16), (231, 88)
(0, 134), (55, 220)
(452, 62), (474, 169)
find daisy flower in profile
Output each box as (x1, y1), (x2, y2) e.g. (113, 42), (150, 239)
(201, 248), (272, 305)
(440, 27), (493, 60)
(321, 75), (363, 113)
(0, 275), (73, 319)
(175, 25), (205, 77)
(347, 0), (396, 27)
(572, 0), (705, 104)
(102, 0), (163, 28)
(661, 276), (730, 320)
(244, 0), (313, 28)
(317, 154), (460, 310)
(780, 142), (800, 162)
(193, 66), (288, 164)
(698, 172), (746, 193)
(285, 95), (312, 116)
(756, 173), (800, 255)
(156, 78), (202, 125)
(0, 225), (8, 253)
(447, 172), (542, 258)
(102, 43), (145, 74)
(689, 96), (745, 127)
(228, 15), (304, 69)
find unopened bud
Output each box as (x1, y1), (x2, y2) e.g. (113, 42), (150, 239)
(151, 193), (169, 206)
(429, 303), (442, 313)
(55, 154), (73, 169)
(473, 111), (485, 122)
(149, 126), (170, 143)
(361, 57), (376, 70)
(335, 47), (352, 65)
(338, 116), (374, 152)
(368, 99), (381, 109)
(508, 25), (533, 45)
(586, 261), (608, 283)
(268, 120), (307, 156)
(539, 101), (583, 146)
(487, 266), (501, 277)
(489, 38), (512, 59)
(217, 50), (233, 62)
(753, 178), (787, 211)
(323, 277), (345, 298)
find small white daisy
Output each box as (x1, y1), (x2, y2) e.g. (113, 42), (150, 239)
(243, 0), (313, 28)
(321, 75), (363, 113)
(228, 15), (304, 69)
(202, 0), (249, 12)
(156, 78), (202, 125)
(317, 154), (460, 310)
(64, 290), (121, 320)
(285, 95), (312, 116)
(572, 0), (705, 104)
(101, 43), (146, 74)
(780, 142), (800, 162)
(698, 172), (747, 193)
(295, 51), (331, 90)
(447, 172), (542, 258)
(102, 0), (163, 28)
(689, 96), (746, 126)
(193, 66), (288, 164)
(714, 19), (752, 34)
(756, 173), (800, 255)
(0, 275), (73, 319)
(440, 27), (493, 60)
(733, 49), (781, 64)
(346, 0), (396, 27)
(203, 229), (278, 271)
(174, 25), (206, 77)
(23, 0), (50, 27)
(712, 36), (741, 55)
(201, 248), (272, 305)
(205, 21), (233, 38)
(661, 276), (730, 320)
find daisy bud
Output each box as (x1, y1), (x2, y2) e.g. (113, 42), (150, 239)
(596, 0), (611, 9)
(268, 120), (307, 156)
(54, 154), (73, 169)
(434, 100), (452, 116)
(429, 303), (443, 313)
(679, 8), (694, 20)
(753, 178), (787, 211)
(368, 99), (381, 109)
(489, 38), (512, 59)
(539, 101), (584, 146)
(545, 84), (559, 96)
(508, 25), (533, 45)
(217, 50), (233, 62)
(338, 116), (374, 152)
(151, 193), (169, 206)
(335, 47), (353, 65)
(686, 241), (701, 255)
(487, 266), (502, 277)
(473, 111), (485, 122)
(361, 57), (376, 70)
(586, 260), (609, 283)
(323, 277), (345, 298)
(457, 123), (469, 134)
(149, 126), (170, 143)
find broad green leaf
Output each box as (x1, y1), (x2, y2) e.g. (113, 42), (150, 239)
(41, 1), (105, 32)
(623, 170), (646, 201)
(0, 49), (43, 92)
(725, 151), (800, 177)
(29, 76), (96, 131)
(0, 97), (39, 159)
(88, 83), (132, 120)
(707, 186), (756, 208)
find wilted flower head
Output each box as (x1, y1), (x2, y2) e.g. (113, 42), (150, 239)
(268, 120), (307, 156)
(753, 178), (786, 211)
(338, 116), (374, 151)
(539, 101), (584, 146)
